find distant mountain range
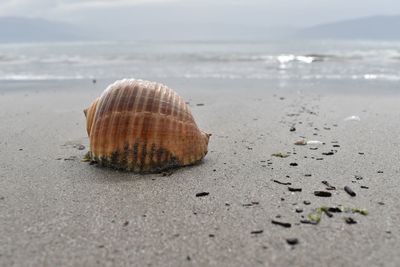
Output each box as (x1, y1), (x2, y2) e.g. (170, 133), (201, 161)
(299, 15), (400, 40)
(0, 17), (89, 42)
(0, 15), (400, 42)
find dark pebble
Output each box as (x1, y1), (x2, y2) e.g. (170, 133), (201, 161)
(322, 180), (336, 190)
(377, 170), (383, 173)
(273, 180), (291, 185)
(345, 217), (357, 224)
(271, 220), (292, 228)
(300, 220), (318, 225)
(333, 144), (340, 148)
(186, 256), (191, 261)
(322, 152), (334, 156)
(286, 238), (299, 245)
(196, 103), (205, 106)
(358, 152), (365, 155)
(295, 208), (303, 213)
(304, 174), (312, 177)
(328, 207), (342, 213)
(208, 234), (215, 238)
(196, 192), (209, 197)
(303, 200), (311, 205)
(78, 144), (85, 150)
(288, 187), (302, 192)
(355, 175), (363, 180)
(290, 127), (296, 132)
(314, 191), (332, 197)
(290, 163), (298, 166)
(19, 148), (23, 151)
(123, 221), (129, 227)
(360, 186), (369, 189)
(344, 186), (356, 197)
(251, 230), (264, 235)
(378, 202), (385, 205)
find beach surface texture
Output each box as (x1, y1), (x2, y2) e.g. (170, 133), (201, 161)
(1, 78), (399, 266)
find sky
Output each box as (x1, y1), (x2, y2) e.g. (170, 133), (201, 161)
(1, 0), (400, 27)
(1, 0), (400, 40)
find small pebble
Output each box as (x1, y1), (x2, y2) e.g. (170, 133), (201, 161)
(271, 220), (291, 228)
(196, 192), (209, 197)
(290, 127), (296, 132)
(251, 230), (264, 235)
(314, 191), (332, 197)
(288, 187), (302, 192)
(286, 238), (299, 245)
(303, 200), (311, 205)
(345, 217), (357, 224)
(290, 163), (298, 166)
(344, 186), (356, 197)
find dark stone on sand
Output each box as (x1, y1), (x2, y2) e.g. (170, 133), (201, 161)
(322, 151), (334, 156)
(196, 103), (205, 106)
(303, 200), (311, 205)
(123, 221), (129, 227)
(345, 217), (357, 224)
(196, 192), (209, 197)
(314, 191), (332, 197)
(286, 238), (299, 245)
(78, 144), (85, 150)
(304, 174), (312, 177)
(322, 180), (336, 190)
(300, 220), (317, 225)
(360, 186), (369, 189)
(271, 220), (291, 228)
(290, 127), (296, 132)
(344, 186), (356, 197)
(377, 170), (384, 173)
(288, 187), (302, 192)
(328, 207), (342, 213)
(355, 175), (363, 180)
(251, 230), (264, 235)
(295, 208), (303, 213)
(289, 163), (298, 166)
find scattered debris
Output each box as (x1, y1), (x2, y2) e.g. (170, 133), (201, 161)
(322, 181), (336, 190)
(195, 192), (209, 197)
(77, 144), (85, 150)
(344, 115), (361, 121)
(82, 152), (91, 162)
(294, 140), (307, 145)
(271, 220), (292, 228)
(351, 208), (368, 215)
(288, 187), (302, 192)
(286, 238), (299, 245)
(307, 140), (323, 145)
(314, 191), (332, 197)
(345, 217), (357, 224)
(251, 230), (264, 235)
(273, 180), (292, 185)
(272, 152), (289, 158)
(344, 186), (356, 197)
(307, 212), (321, 224)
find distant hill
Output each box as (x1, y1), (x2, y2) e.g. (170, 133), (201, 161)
(298, 15), (400, 40)
(0, 17), (89, 43)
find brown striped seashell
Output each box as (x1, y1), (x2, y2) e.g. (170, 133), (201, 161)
(84, 79), (210, 173)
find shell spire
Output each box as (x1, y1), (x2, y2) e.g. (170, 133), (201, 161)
(84, 79), (210, 173)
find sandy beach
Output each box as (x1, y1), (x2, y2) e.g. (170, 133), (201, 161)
(1, 78), (399, 266)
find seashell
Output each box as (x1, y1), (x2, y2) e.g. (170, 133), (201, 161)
(84, 79), (210, 173)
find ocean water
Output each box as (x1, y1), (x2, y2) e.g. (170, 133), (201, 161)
(0, 40), (400, 82)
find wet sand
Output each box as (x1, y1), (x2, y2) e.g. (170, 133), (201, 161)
(0, 78), (399, 266)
